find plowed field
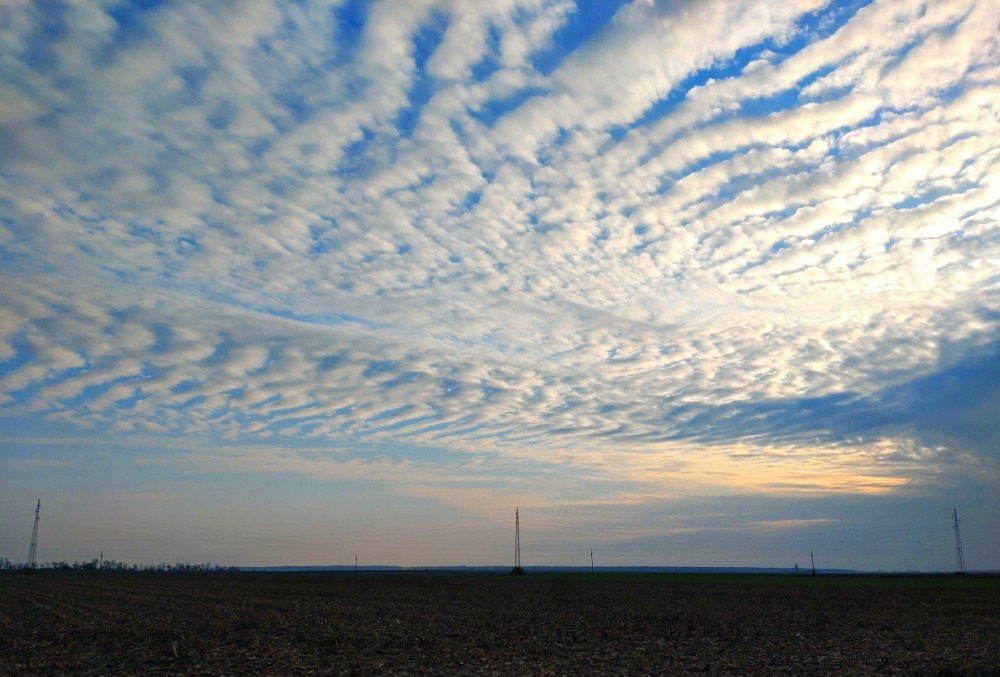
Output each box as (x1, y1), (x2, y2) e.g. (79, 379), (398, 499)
(2, 571), (998, 674)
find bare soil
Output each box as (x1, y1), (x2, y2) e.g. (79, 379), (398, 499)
(1, 571), (998, 675)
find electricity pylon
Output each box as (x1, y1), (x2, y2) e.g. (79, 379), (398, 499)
(511, 507), (525, 575)
(26, 499), (40, 570)
(953, 509), (966, 574)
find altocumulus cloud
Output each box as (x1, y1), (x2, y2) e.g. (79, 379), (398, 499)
(0, 0), (998, 565)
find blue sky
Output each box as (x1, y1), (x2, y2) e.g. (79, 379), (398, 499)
(1, 0), (998, 570)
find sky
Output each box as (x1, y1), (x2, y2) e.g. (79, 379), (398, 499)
(1, 0), (998, 571)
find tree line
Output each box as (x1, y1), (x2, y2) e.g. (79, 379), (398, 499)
(0, 556), (239, 573)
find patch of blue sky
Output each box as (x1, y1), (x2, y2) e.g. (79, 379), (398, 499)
(306, 222), (333, 254)
(47, 202), (86, 224)
(59, 371), (149, 409)
(175, 236), (199, 255)
(277, 91), (316, 129)
(440, 379), (461, 398)
(201, 337), (236, 366)
(468, 22), (503, 83)
(176, 60), (215, 98)
(142, 324), (169, 355)
(609, 20), (828, 145)
(807, 207), (872, 244)
(0, 327), (33, 375)
(614, 46), (776, 144)
(362, 360), (397, 379)
(374, 413), (438, 434)
(628, 239), (655, 257)
(895, 183), (971, 211)
(530, 0), (630, 76)
(247, 395), (282, 411)
(612, 3), (863, 149)
(206, 99), (238, 131)
(665, 389), (912, 448)
(170, 393), (207, 410)
(366, 404), (413, 424)
(392, 420), (452, 439)
(247, 137), (273, 159)
(169, 379), (201, 396)
(379, 370), (424, 390)
(109, 387), (144, 410)
(460, 189), (483, 211)
(467, 87), (550, 128)
(907, 81), (969, 116)
(106, 0), (164, 36)
(125, 221), (163, 243)
(429, 421), (488, 440)
(394, 10), (448, 139)
(535, 128), (570, 166)
(219, 385), (245, 400)
(330, 0), (367, 59)
(1, 367), (91, 410)
(877, 38), (965, 106)
(258, 401), (320, 420)
(336, 128), (380, 179)
(317, 354), (343, 372)
(646, 148), (749, 194)
(769, 0), (871, 61)
(17, 1), (67, 71)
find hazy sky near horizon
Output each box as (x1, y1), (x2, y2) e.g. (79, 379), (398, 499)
(1, 0), (998, 570)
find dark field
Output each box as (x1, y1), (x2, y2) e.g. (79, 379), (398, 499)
(2, 571), (998, 675)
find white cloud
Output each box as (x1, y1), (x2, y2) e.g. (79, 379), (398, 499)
(0, 0), (997, 504)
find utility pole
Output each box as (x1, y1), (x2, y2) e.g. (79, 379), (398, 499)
(810, 551), (815, 576)
(590, 549), (594, 574)
(511, 507), (524, 574)
(355, 554), (358, 576)
(953, 509), (967, 574)
(26, 499), (40, 570)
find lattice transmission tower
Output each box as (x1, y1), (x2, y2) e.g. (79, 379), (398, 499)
(511, 507), (525, 575)
(953, 508), (966, 574)
(26, 499), (40, 570)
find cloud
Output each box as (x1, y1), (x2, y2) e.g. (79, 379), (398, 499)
(753, 518), (836, 529)
(0, 0), (997, 508)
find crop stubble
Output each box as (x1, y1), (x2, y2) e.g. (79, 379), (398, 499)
(1, 572), (998, 674)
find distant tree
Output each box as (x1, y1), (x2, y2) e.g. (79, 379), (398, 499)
(0, 555), (240, 574)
